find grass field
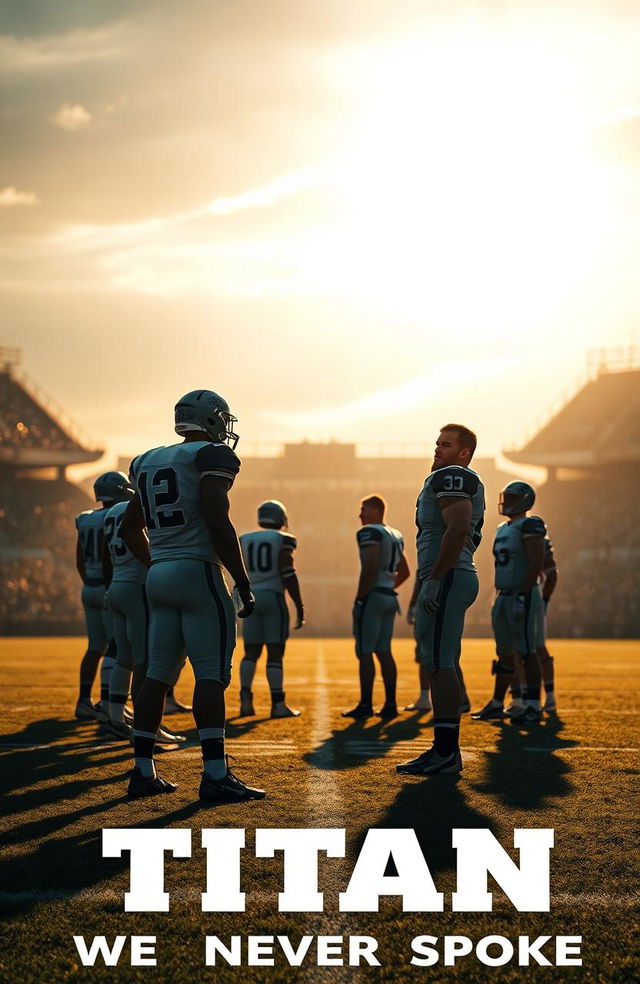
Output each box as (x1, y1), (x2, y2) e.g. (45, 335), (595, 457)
(0, 637), (638, 984)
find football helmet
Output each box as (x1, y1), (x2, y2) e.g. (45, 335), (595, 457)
(499, 481), (535, 516)
(94, 471), (135, 504)
(174, 390), (239, 448)
(257, 500), (288, 529)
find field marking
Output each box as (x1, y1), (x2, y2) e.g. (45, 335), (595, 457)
(306, 642), (344, 823)
(340, 740), (640, 757)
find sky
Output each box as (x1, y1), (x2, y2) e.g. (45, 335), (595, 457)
(2, 0), (640, 461)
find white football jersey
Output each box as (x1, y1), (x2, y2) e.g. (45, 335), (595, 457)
(240, 529), (297, 593)
(130, 441), (240, 563)
(357, 523), (404, 590)
(103, 501), (148, 584)
(75, 508), (108, 582)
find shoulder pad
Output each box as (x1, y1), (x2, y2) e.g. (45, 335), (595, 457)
(357, 526), (383, 545)
(195, 443), (241, 479)
(431, 466), (479, 499)
(521, 516), (547, 538)
(281, 534), (297, 550)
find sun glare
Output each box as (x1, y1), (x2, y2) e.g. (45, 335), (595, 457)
(319, 25), (615, 338)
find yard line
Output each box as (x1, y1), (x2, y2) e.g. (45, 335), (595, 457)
(306, 642), (344, 824)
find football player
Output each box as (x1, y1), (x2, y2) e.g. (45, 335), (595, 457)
(471, 481), (546, 725)
(538, 533), (558, 711)
(120, 389), (264, 803)
(397, 424), (485, 777)
(101, 494), (185, 745)
(343, 494), (409, 720)
(238, 500), (305, 718)
(74, 472), (128, 721)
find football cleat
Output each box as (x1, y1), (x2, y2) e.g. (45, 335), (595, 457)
(396, 747), (463, 776)
(164, 693), (192, 714)
(75, 698), (98, 720)
(342, 703), (374, 719)
(459, 695), (471, 713)
(543, 695), (557, 712)
(155, 725), (187, 744)
(239, 690), (256, 717)
(271, 703), (301, 719)
(377, 703), (399, 719)
(505, 699), (526, 718)
(94, 702), (110, 725)
(127, 768), (177, 799)
(104, 720), (133, 740)
(199, 763), (266, 804)
(515, 705), (542, 726)
(471, 701), (505, 721)
(404, 699), (432, 712)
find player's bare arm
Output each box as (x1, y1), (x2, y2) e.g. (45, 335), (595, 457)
(75, 534), (85, 582)
(119, 494), (151, 568)
(431, 497), (473, 580)
(421, 497), (472, 614)
(101, 539), (113, 587)
(394, 553), (410, 589)
(199, 474), (254, 616)
(356, 543), (380, 601)
(543, 565), (558, 602)
(522, 536), (545, 593)
(279, 544), (305, 628)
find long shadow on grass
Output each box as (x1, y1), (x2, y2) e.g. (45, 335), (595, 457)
(0, 799), (207, 918)
(364, 772), (497, 884)
(469, 713), (576, 809)
(304, 711), (431, 771)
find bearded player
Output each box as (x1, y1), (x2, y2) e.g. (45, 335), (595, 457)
(397, 425), (485, 776)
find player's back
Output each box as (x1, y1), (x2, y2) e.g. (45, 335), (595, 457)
(357, 524), (404, 590)
(493, 516), (546, 591)
(130, 440), (240, 563)
(416, 465), (485, 579)
(75, 508), (107, 583)
(103, 501), (148, 583)
(240, 529), (297, 593)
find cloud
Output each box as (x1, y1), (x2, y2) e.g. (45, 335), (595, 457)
(0, 24), (125, 75)
(0, 186), (39, 207)
(263, 361), (511, 431)
(51, 102), (93, 131)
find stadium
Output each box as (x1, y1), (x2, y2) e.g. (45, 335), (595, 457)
(1, 347), (638, 983)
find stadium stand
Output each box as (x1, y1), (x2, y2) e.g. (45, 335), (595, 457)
(0, 349), (103, 633)
(504, 347), (640, 637)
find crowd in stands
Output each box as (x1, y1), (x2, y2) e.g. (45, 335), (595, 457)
(539, 475), (639, 637)
(0, 477), (87, 626)
(0, 370), (78, 451)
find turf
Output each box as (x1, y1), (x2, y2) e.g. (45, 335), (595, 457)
(0, 637), (638, 983)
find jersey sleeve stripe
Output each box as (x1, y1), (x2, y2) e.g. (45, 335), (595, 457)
(434, 490), (472, 500)
(199, 469), (237, 480)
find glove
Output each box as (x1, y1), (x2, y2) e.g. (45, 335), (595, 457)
(407, 604), (417, 626)
(294, 608), (305, 630)
(352, 597), (365, 621)
(234, 583), (255, 619)
(514, 592), (527, 620)
(422, 578), (441, 615)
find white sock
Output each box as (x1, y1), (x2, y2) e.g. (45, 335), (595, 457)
(135, 757), (156, 779)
